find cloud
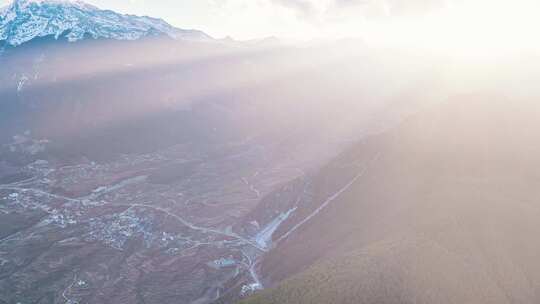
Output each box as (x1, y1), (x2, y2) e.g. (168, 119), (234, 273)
(386, 0), (448, 17)
(270, 0), (318, 18)
(269, 0), (448, 19)
(271, 0), (315, 12)
(334, 0), (368, 7)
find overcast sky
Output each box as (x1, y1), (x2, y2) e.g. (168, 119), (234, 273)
(0, 0), (452, 39)
(1, 0), (539, 43)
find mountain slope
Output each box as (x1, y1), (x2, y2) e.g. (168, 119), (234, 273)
(0, 0), (211, 47)
(241, 96), (540, 304)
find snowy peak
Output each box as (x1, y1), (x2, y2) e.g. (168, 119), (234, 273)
(0, 0), (211, 47)
(11, 0), (97, 10)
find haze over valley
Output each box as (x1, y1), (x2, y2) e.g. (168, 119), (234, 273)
(0, 1), (539, 304)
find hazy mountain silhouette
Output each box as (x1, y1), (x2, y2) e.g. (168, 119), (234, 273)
(241, 95), (540, 304)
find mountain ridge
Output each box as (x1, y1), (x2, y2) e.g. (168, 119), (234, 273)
(0, 0), (212, 47)
(240, 96), (540, 304)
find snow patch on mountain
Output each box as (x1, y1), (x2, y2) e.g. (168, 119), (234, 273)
(0, 0), (211, 46)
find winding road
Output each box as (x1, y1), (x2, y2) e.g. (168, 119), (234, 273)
(276, 153), (380, 244)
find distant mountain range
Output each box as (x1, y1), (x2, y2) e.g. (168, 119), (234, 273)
(0, 0), (212, 47)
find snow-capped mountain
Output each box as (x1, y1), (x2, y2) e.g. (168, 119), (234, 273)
(0, 0), (211, 47)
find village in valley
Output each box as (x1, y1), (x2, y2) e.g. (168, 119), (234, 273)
(0, 138), (314, 303)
